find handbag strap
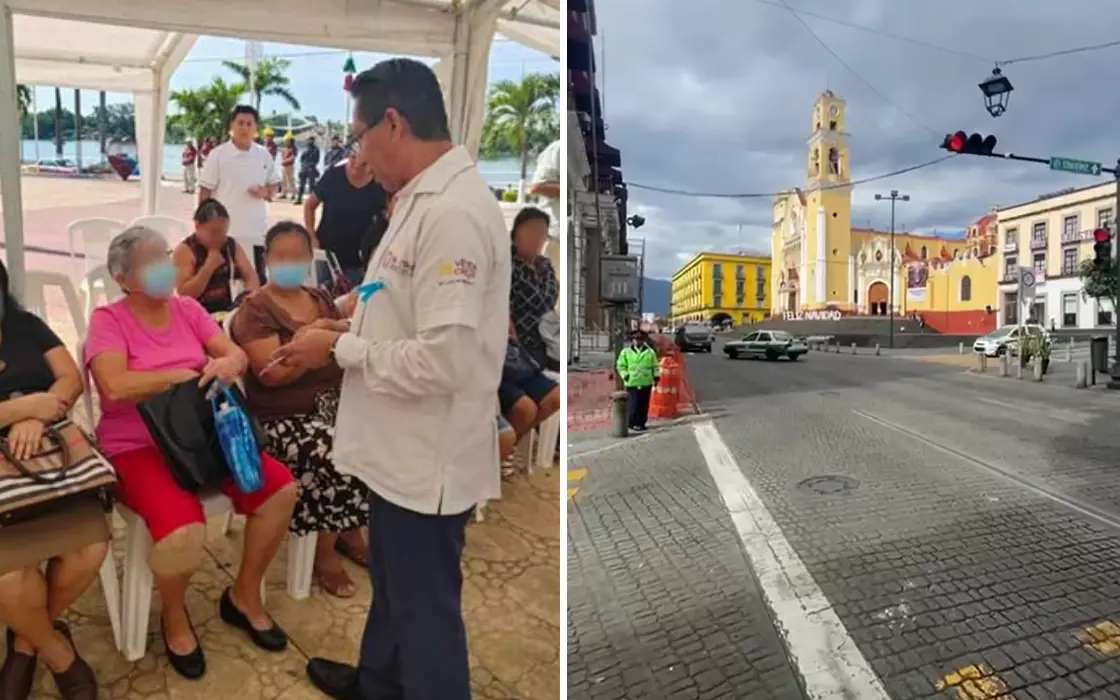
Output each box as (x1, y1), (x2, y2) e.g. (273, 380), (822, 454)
(0, 425), (72, 484)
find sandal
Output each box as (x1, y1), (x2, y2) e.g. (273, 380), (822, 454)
(314, 568), (357, 599)
(334, 537), (369, 568)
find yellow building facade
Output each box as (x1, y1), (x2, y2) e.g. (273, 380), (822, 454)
(768, 91), (1000, 334)
(670, 252), (771, 326)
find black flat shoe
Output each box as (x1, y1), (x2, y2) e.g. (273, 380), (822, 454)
(306, 658), (364, 700)
(0, 628), (36, 700)
(50, 622), (99, 700)
(219, 588), (287, 652)
(160, 615), (206, 680)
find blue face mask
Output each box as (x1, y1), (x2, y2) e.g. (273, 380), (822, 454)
(140, 262), (176, 299)
(269, 263), (309, 289)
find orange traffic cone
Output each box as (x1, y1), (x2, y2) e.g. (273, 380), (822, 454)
(649, 356), (680, 420)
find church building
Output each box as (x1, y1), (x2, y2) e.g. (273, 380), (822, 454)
(769, 91), (1000, 334)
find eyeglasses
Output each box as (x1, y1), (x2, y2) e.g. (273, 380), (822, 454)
(344, 122), (374, 155)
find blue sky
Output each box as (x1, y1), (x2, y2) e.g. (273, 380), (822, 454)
(30, 35), (556, 120)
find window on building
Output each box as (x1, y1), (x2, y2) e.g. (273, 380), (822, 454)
(960, 276), (972, 302)
(1032, 222), (1047, 242)
(1063, 294), (1078, 328)
(712, 263), (722, 279)
(1004, 293), (1018, 324)
(736, 264), (745, 279)
(1100, 305), (1113, 327)
(1005, 228), (1018, 247)
(1003, 256), (1017, 280)
(1063, 215), (1079, 239)
(1100, 208), (1114, 230)
(1062, 247), (1078, 275)
(756, 266), (766, 300)
(1033, 252), (1046, 274)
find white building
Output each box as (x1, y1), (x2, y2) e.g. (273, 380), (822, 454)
(996, 182), (1116, 330)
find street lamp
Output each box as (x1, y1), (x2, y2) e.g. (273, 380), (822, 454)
(627, 214), (646, 229)
(979, 67), (1014, 118)
(874, 190), (910, 349)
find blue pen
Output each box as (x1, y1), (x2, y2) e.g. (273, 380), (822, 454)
(356, 281), (385, 302)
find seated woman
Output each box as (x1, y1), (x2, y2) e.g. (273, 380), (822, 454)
(509, 207), (559, 371)
(230, 222), (371, 598)
(0, 262), (102, 700)
(173, 199), (260, 314)
(85, 226), (297, 680)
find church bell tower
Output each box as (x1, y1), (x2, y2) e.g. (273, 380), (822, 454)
(803, 90), (853, 310)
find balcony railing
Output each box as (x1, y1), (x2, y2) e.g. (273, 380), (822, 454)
(1030, 237), (1047, 250)
(1002, 241), (1018, 252)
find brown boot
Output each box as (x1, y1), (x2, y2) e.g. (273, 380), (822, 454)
(0, 628), (37, 700)
(49, 622), (97, 700)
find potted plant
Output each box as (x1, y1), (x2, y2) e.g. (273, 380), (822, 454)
(1020, 334), (1051, 374)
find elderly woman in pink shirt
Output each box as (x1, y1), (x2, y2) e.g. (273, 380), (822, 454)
(84, 226), (297, 680)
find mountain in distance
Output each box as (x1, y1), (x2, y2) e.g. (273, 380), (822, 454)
(641, 278), (671, 316)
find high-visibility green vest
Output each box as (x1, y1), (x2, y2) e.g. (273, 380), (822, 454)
(616, 345), (659, 388)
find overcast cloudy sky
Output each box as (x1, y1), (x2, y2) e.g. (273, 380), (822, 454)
(594, 0), (1120, 279)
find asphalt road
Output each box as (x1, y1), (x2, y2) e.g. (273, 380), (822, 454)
(567, 343), (1120, 699)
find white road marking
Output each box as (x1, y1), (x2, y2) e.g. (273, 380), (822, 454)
(692, 420), (890, 699)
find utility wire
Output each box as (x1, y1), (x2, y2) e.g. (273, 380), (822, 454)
(752, 0), (991, 63)
(773, 0), (940, 136)
(626, 155), (956, 199)
(998, 38), (1120, 66)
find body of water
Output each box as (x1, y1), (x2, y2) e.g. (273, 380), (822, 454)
(20, 140), (523, 187)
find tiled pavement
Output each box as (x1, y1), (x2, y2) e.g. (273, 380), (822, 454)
(568, 347), (1120, 699)
(5, 463), (559, 699)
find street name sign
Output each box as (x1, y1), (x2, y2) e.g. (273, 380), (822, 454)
(1050, 157), (1102, 177)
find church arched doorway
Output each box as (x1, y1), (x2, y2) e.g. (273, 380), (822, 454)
(867, 282), (889, 316)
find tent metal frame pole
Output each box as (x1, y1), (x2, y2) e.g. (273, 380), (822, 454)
(0, 3), (26, 296)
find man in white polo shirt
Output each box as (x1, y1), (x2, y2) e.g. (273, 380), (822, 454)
(198, 105), (280, 284)
(269, 58), (509, 700)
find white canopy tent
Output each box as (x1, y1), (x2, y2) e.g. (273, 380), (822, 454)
(0, 0), (560, 294)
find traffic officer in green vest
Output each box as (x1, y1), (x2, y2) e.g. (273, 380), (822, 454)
(616, 330), (659, 432)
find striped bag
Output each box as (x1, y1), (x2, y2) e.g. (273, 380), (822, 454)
(0, 420), (117, 527)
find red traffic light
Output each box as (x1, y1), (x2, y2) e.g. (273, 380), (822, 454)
(1094, 228), (1111, 242)
(940, 130), (997, 156)
(947, 131), (966, 152)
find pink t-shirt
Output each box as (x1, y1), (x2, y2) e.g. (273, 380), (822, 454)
(84, 296), (221, 457)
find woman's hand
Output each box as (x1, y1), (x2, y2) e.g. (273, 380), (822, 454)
(7, 419), (45, 460)
(199, 356), (244, 387)
(24, 392), (66, 422)
(338, 291), (358, 318)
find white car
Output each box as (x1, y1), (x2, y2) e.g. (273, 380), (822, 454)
(972, 324), (1049, 357)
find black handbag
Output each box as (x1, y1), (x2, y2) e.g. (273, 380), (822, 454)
(137, 378), (267, 493)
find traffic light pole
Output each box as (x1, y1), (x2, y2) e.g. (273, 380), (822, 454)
(1112, 169), (1120, 388)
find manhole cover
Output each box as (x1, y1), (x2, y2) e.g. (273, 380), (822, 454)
(797, 475), (860, 495)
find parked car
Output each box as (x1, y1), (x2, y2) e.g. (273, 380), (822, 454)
(724, 330), (808, 361)
(675, 323), (714, 352)
(972, 324), (1049, 357)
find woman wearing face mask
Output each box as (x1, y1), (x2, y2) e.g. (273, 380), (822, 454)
(173, 199), (260, 314)
(229, 221), (371, 598)
(84, 226), (298, 679)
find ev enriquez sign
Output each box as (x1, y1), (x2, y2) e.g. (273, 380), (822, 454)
(782, 310), (842, 321)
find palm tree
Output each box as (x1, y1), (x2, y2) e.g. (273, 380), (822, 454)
(482, 73), (560, 201)
(169, 78), (248, 143)
(222, 57), (300, 113)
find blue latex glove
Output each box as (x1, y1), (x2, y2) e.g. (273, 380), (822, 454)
(356, 281), (385, 302)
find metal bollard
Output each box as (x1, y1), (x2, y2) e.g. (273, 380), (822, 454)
(835, 343), (841, 354)
(959, 341), (964, 355)
(999, 353), (1008, 377)
(1015, 360), (1023, 380)
(875, 344), (881, 356)
(610, 391), (629, 438)
(851, 343), (857, 355)
(1032, 355), (1044, 382)
(1066, 337), (1073, 363)
(1076, 360), (1088, 388)
(976, 353), (987, 372)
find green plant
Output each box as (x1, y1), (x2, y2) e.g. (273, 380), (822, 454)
(480, 73), (560, 176)
(168, 78), (247, 143)
(1020, 334), (1052, 366)
(1080, 257), (1118, 315)
(501, 189), (519, 202)
(222, 57), (300, 112)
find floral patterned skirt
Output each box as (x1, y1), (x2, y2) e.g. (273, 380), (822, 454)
(260, 390), (370, 537)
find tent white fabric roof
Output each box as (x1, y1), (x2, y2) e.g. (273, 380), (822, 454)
(6, 0), (558, 91)
(0, 0), (560, 292)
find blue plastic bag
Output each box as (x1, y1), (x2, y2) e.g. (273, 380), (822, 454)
(210, 383), (262, 494)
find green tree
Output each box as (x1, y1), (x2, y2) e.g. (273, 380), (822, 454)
(168, 78), (247, 143)
(1080, 258), (1118, 315)
(222, 57), (300, 112)
(480, 72), (560, 191)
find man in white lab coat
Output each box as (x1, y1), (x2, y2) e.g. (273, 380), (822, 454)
(270, 58), (510, 700)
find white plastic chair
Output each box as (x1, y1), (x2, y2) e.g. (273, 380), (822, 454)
(533, 369), (562, 471)
(22, 270), (88, 339)
(130, 215), (189, 244)
(67, 218), (125, 273)
(80, 264), (123, 324)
